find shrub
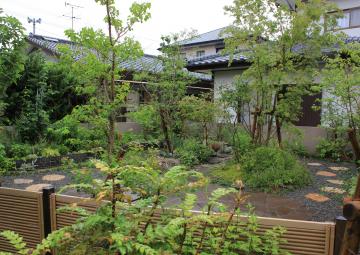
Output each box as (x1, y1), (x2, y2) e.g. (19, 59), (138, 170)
(8, 143), (33, 159)
(176, 138), (213, 166)
(0, 143), (14, 174)
(242, 147), (311, 192)
(41, 147), (61, 157)
(316, 138), (350, 160)
(127, 104), (160, 138)
(233, 129), (253, 161)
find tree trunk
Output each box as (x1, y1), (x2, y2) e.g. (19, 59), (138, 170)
(348, 128), (360, 162)
(159, 108), (173, 153)
(275, 116), (282, 148)
(203, 123), (208, 146)
(108, 112), (116, 158)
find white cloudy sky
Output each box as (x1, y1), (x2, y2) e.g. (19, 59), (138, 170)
(1, 0), (234, 55)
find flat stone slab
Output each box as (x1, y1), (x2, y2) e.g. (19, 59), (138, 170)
(25, 184), (52, 192)
(305, 193), (330, 202)
(42, 174), (66, 182)
(316, 171), (337, 177)
(326, 179), (344, 185)
(308, 162), (323, 166)
(321, 187), (346, 194)
(328, 166), (349, 171)
(13, 178), (33, 185)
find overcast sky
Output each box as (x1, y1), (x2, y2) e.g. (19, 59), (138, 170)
(1, 0), (234, 55)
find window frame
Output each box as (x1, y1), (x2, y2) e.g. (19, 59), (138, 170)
(196, 50), (205, 58)
(327, 6), (360, 31)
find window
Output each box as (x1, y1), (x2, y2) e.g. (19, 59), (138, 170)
(180, 52), (186, 59)
(216, 47), (225, 53)
(196, 50), (205, 57)
(331, 7), (360, 30)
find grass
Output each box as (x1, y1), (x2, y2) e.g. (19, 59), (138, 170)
(210, 161), (242, 186)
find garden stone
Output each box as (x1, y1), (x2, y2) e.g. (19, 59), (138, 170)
(326, 179), (344, 185)
(308, 162), (322, 166)
(13, 178), (33, 185)
(316, 171), (336, 177)
(305, 193), (330, 202)
(321, 186), (346, 194)
(328, 166), (349, 171)
(25, 184), (52, 192)
(42, 174), (66, 181)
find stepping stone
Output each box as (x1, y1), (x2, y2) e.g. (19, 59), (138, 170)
(321, 186), (346, 194)
(326, 179), (344, 185)
(305, 193), (330, 202)
(25, 184), (52, 192)
(329, 166), (349, 171)
(42, 174), (65, 182)
(308, 162), (322, 166)
(13, 178), (33, 185)
(316, 171), (336, 177)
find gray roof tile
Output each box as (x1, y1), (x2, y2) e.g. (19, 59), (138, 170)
(178, 27), (227, 46)
(26, 34), (211, 81)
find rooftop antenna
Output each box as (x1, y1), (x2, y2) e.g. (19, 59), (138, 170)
(63, 2), (83, 30)
(27, 17), (42, 35)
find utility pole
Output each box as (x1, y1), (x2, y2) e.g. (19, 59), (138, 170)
(27, 17), (41, 35)
(63, 2), (83, 30)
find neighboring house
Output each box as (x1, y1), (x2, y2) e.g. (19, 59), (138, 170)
(178, 27), (227, 60)
(26, 34), (213, 127)
(185, 0), (360, 153)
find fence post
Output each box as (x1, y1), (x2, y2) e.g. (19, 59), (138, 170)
(42, 186), (55, 237)
(334, 216), (347, 255)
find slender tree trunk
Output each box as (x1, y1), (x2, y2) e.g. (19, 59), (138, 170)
(159, 108), (173, 153)
(275, 116), (282, 148)
(348, 128), (360, 162)
(203, 123), (208, 146)
(105, 0), (116, 159)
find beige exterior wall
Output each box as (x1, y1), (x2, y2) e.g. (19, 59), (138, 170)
(181, 45), (218, 60)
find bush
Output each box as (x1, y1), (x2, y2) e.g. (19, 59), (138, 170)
(316, 138), (350, 160)
(233, 129), (253, 160)
(242, 147), (311, 192)
(41, 147), (61, 157)
(0, 144), (14, 174)
(176, 138), (213, 166)
(8, 143), (33, 159)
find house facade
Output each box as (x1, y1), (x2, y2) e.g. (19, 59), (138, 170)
(184, 0), (360, 153)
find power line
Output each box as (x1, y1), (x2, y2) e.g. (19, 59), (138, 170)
(63, 2), (83, 30)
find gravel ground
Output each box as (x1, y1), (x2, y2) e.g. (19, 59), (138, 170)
(284, 157), (358, 222)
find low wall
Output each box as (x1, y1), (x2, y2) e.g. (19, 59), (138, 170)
(288, 126), (328, 155)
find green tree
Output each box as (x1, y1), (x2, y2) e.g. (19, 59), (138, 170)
(223, 0), (340, 147)
(13, 52), (49, 143)
(319, 41), (360, 161)
(0, 9), (25, 121)
(59, 0), (151, 160)
(179, 94), (221, 146)
(136, 34), (196, 153)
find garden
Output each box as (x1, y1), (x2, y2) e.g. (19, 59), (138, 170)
(0, 0), (360, 254)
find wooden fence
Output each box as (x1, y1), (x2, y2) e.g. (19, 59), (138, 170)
(0, 187), (338, 255)
(0, 187), (45, 253)
(50, 193), (336, 255)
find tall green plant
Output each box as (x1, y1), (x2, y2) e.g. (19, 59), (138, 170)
(222, 0), (340, 147)
(136, 33), (196, 153)
(319, 41), (360, 161)
(0, 9), (25, 121)
(58, 0), (151, 160)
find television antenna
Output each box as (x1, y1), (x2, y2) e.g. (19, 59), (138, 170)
(63, 2), (83, 30)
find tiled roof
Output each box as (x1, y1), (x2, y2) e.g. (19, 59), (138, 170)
(178, 27), (227, 46)
(26, 34), (211, 81)
(187, 36), (360, 68)
(187, 53), (248, 68)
